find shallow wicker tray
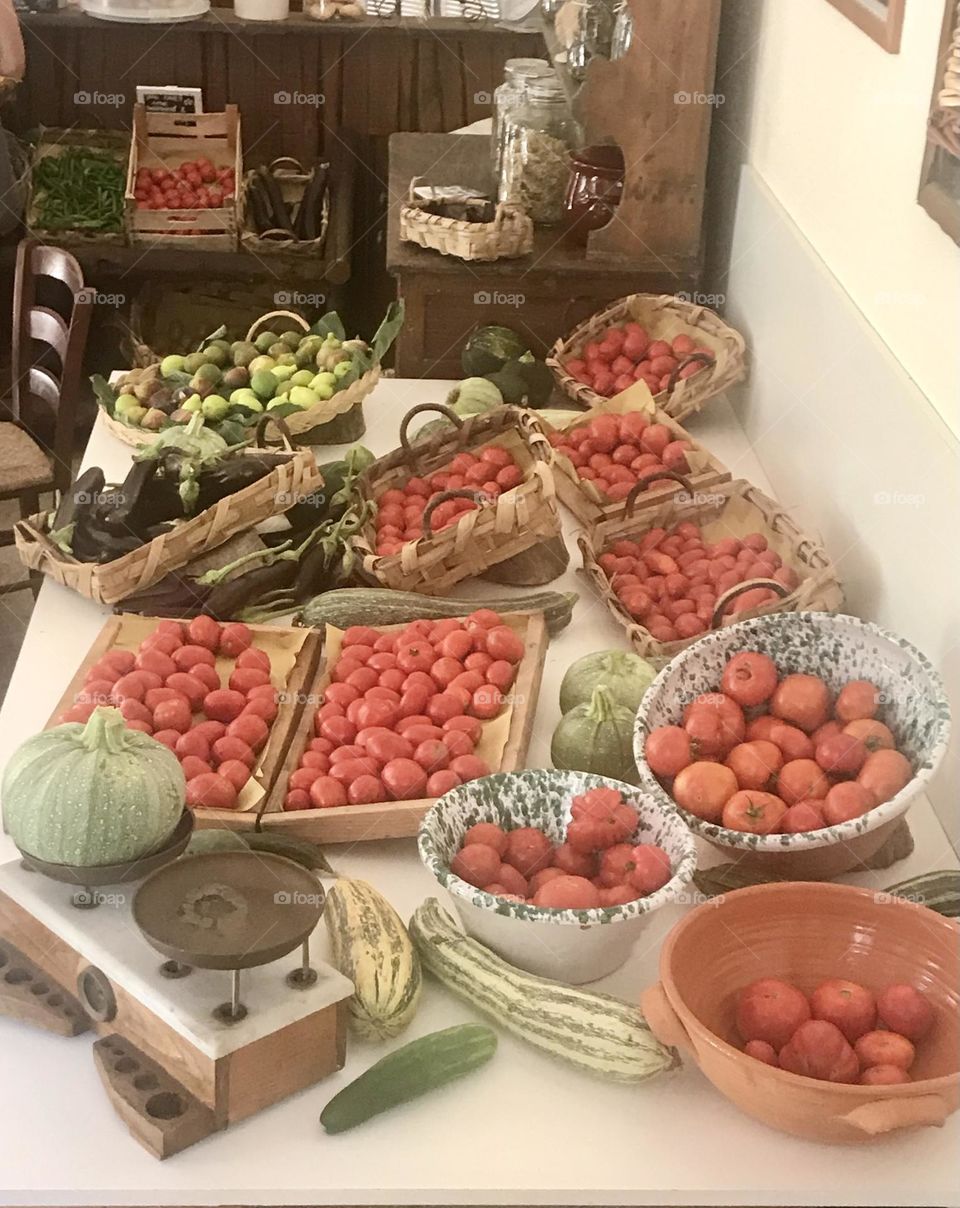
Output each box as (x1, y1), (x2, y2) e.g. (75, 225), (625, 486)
(399, 178), (533, 262)
(547, 293), (747, 423)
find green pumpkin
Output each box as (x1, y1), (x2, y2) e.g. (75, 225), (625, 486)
(559, 650), (657, 716)
(2, 707), (185, 867)
(550, 686), (638, 784)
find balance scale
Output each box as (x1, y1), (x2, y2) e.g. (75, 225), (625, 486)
(0, 840), (353, 1159)
(81, 0), (211, 23)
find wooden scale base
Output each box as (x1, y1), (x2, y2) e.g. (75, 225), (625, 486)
(0, 857), (353, 1158)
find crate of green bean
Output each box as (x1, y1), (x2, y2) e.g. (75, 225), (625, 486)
(26, 128), (129, 245)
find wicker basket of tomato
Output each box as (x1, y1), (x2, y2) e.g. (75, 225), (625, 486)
(546, 293), (746, 423)
(351, 403), (561, 595)
(543, 390), (731, 528)
(579, 478), (842, 662)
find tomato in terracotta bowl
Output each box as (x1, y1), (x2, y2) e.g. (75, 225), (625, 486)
(641, 881), (960, 1143)
(633, 612), (950, 880)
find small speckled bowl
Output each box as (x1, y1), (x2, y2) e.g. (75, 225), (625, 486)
(634, 612), (951, 880)
(418, 768), (698, 984)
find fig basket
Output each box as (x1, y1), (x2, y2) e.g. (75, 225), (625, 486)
(579, 478), (843, 664)
(546, 293), (747, 423)
(352, 403), (561, 595)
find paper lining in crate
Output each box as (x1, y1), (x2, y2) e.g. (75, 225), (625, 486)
(546, 293), (747, 423)
(125, 105), (241, 251)
(352, 403), (562, 595)
(14, 443), (323, 606)
(579, 478), (843, 664)
(399, 177), (533, 262)
(543, 385), (731, 528)
(26, 126), (129, 247)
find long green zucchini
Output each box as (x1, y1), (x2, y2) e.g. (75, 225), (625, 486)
(408, 899), (677, 1083)
(320, 1023), (496, 1133)
(297, 588), (577, 635)
(693, 866), (960, 919)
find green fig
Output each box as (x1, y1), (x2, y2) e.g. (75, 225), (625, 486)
(160, 354), (186, 377)
(254, 331), (278, 353)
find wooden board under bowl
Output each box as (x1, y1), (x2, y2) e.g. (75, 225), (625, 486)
(233, 610), (549, 844)
(45, 614), (323, 831)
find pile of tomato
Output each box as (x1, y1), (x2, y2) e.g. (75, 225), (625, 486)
(133, 158), (236, 212)
(548, 411), (694, 505)
(562, 323), (711, 399)
(598, 522), (800, 643)
(450, 787), (673, 909)
(282, 610), (526, 810)
(60, 617), (278, 811)
(643, 651), (915, 834)
(374, 443), (524, 555)
(737, 976), (933, 1084)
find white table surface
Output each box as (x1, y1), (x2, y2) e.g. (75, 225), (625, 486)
(0, 379), (957, 1207)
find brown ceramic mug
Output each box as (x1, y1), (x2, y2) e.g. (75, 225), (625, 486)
(561, 144), (624, 246)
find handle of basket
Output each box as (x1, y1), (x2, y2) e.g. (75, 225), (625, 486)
(710, 578), (790, 630)
(421, 490), (485, 538)
(664, 351), (715, 396)
(269, 156), (307, 175)
(408, 175), (424, 205)
(254, 413), (296, 451)
(245, 310), (311, 342)
(398, 402), (465, 460)
(624, 470), (694, 516)
(493, 201), (524, 230)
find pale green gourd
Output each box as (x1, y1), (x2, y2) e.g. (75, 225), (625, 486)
(550, 686), (639, 784)
(559, 650), (657, 716)
(2, 707), (185, 866)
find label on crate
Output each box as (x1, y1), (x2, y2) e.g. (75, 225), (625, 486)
(136, 85), (204, 114)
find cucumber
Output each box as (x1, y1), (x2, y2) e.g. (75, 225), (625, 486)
(884, 871), (960, 917)
(320, 1023), (496, 1134)
(297, 588), (577, 635)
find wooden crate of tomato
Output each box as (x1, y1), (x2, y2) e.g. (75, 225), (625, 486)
(125, 105), (241, 251)
(580, 479), (842, 662)
(259, 608), (549, 843)
(544, 389), (731, 529)
(47, 613), (322, 829)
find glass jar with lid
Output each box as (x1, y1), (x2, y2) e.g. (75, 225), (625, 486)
(498, 76), (581, 226)
(491, 58), (554, 185)
(610, 0), (634, 60)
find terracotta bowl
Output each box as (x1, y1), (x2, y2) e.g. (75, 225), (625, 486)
(634, 612), (951, 880)
(418, 768), (697, 984)
(641, 881), (960, 1144)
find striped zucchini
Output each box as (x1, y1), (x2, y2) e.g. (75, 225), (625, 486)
(884, 871), (960, 917)
(408, 899), (678, 1083)
(320, 1024), (497, 1134)
(298, 588), (578, 636)
(325, 879), (422, 1040)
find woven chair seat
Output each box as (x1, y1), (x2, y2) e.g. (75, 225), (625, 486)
(0, 422), (52, 493)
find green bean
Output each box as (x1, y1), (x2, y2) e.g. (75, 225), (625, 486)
(33, 147), (125, 232)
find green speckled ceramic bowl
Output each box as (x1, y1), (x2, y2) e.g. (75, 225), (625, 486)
(418, 769), (697, 984)
(634, 613), (951, 880)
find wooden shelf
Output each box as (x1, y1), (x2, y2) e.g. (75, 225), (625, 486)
(19, 7), (530, 37)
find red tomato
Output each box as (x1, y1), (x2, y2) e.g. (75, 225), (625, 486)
(219, 759), (251, 791)
(860, 1065), (911, 1085)
(834, 680), (880, 723)
(736, 978), (811, 1048)
(855, 1030), (915, 1071)
(554, 842), (597, 878)
(153, 698), (192, 734)
(672, 762), (738, 823)
(413, 739), (450, 773)
(780, 1020), (860, 1083)
(683, 693), (745, 754)
(781, 800), (827, 832)
(430, 657), (464, 689)
(644, 726), (692, 778)
(290, 767), (322, 792)
(173, 645), (216, 672)
(441, 729), (474, 759)
(483, 625), (524, 664)
(877, 984), (933, 1041)
(725, 740), (782, 791)
(218, 622), (253, 658)
(381, 757), (428, 800)
(721, 790), (787, 834)
(771, 674), (831, 733)
(345, 667), (379, 694)
(397, 642), (436, 673)
(325, 682), (360, 709)
(144, 687), (182, 712)
(503, 828), (554, 877)
(721, 652), (779, 707)
(448, 754), (489, 782)
(744, 1039), (779, 1066)
(226, 713), (269, 751)
(119, 699), (152, 726)
(212, 736), (255, 769)
(628, 844), (672, 893)
(815, 732), (867, 776)
(229, 667), (271, 694)
(443, 715), (482, 744)
(470, 684), (503, 720)
(175, 731), (210, 761)
(353, 697), (398, 731)
(777, 759), (830, 804)
(810, 979), (877, 1042)
(767, 721), (815, 761)
(187, 615), (221, 651)
(190, 663), (221, 694)
(330, 758), (382, 786)
(139, 631), (181, 657)
(191, 719), (226, 745)
(203, 689), (247, 724)
(309, 776), (347, 809)
(427, 693), (465, 726)
(180, 755), (211, 780)
(533, 875), (601, 909)
(464, 651), (493, 675)
(843, 719), (896, 751)
(857, 749), (912, 802)
(348, 775), (385, 804)
(186, 773), (237, 810)
(452, 843), (502, 888)
(462, 822), (508, 855)
(440, 630), (474, 661)
(426, 769), (461, 796)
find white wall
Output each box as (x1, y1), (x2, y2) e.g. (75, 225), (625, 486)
(738, 0), (959, 435)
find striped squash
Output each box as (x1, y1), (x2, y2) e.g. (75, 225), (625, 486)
(884, 871), (960, 917)
(325, 879), (422, 1040)
(409, 898), (678, 1083)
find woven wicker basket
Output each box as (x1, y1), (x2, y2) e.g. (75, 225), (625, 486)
(26, 127), (129, 248)
(352, 403), (561, 595)
(14, 435), (322, 606)
(544, 394), (731, 528)
(579, 478), (843, 665)
(399, 178), (533, 262)
(547, 293), (747, 423)
(240, 157), (330, 260)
